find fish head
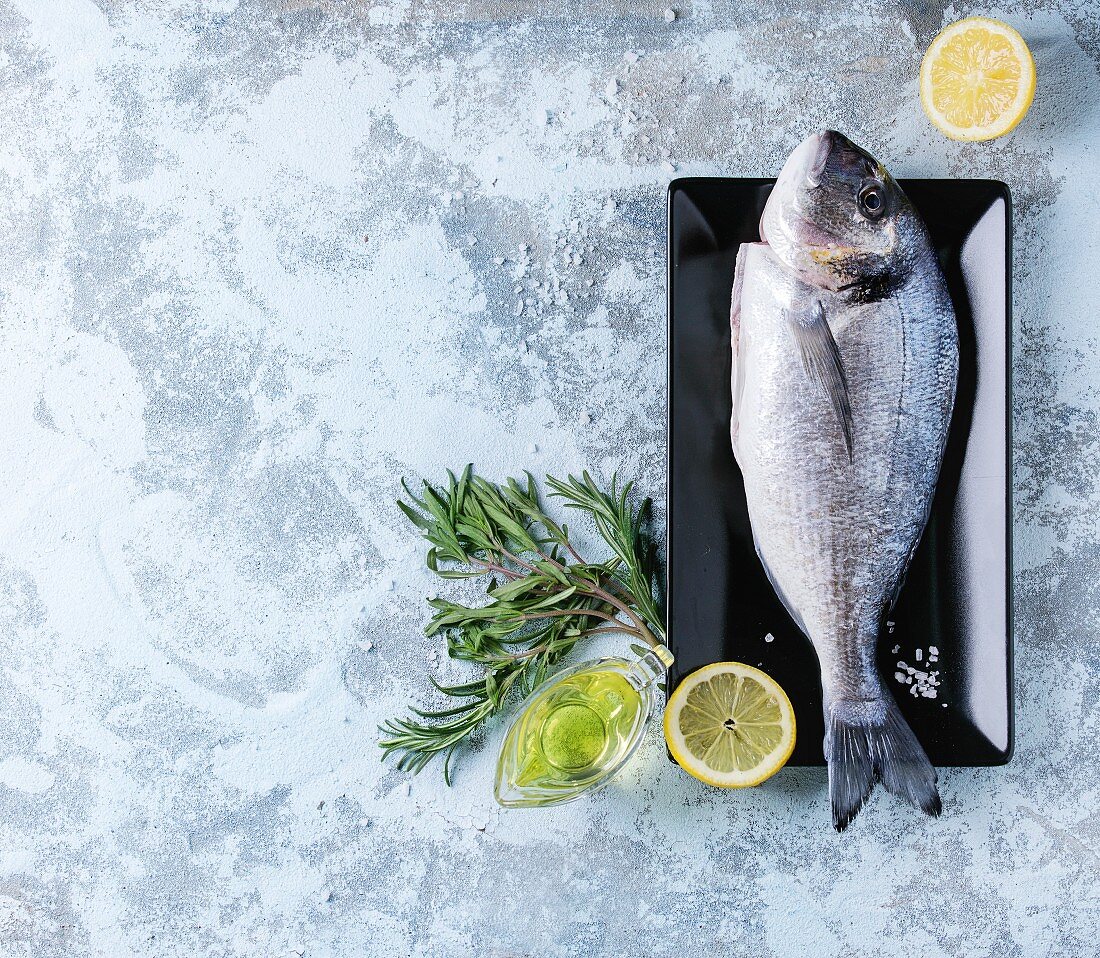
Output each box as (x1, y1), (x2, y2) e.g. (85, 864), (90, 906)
(760, 131), (921, 295)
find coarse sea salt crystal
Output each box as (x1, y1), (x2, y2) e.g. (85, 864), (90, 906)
(513, 301), (523, 316)
(929, 645), (939, 656)
(605, 78), (619, 98)
(892, 644), (900, 654)
(661, 160), (677, 173)
(895, 671), (906, 683)
(915, 648), (922, 661)
(663, 7), (676, 22)
(764, 632), (775, 643)
(579, 409), (592, 425)
(624, 50), (639, 64)
(527, 443), (538, 453)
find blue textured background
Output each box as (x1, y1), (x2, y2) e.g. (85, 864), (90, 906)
(0, 2), (1097, 955)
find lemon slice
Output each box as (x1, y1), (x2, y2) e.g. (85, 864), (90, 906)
(920, 17), (1036, 142)
(664, 662), (795, 788)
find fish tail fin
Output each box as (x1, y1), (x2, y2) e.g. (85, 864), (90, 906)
(825, 695), (941, 831)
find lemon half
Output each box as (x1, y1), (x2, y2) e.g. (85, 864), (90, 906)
(920, 17), (1036, 142)
(664, 662), (795, 788)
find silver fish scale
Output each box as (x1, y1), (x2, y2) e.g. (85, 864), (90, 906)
(732, 243), (958, 705)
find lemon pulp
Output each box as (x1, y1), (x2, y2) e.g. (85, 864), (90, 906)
(920, 17), (1036, 142)
(664, 662), (795, 788)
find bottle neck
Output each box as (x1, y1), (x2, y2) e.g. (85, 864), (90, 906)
(624, 643), (674, 691)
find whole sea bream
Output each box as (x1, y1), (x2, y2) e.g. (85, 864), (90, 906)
(730, 131), (958, 830)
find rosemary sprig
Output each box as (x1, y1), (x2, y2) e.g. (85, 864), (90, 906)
(379, 466), (665, 783)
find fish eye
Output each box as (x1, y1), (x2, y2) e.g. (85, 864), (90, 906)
(858, 183), (886, 219)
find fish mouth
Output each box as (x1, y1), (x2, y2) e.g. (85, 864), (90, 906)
(804, 130), (833, 187)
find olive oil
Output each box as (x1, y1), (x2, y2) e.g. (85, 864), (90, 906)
(495, 648), (672, 808)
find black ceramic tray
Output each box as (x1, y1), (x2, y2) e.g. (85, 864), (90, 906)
(667, 177), (1012, 766)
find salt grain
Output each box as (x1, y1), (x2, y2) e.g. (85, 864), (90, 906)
(764, 632), (775, 643)
(663, 8), (677, 22)
(624, 51), (640, 64)
(661, 160), (677, 173)
(579, 409), (592, 425)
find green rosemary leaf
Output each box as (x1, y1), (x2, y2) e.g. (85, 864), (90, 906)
(380, 466), (665, 782)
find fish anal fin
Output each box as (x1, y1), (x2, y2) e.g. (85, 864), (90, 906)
(789, 301), (854, 461)
(751, 527), (809, 639)
(731, 243), (759, 446)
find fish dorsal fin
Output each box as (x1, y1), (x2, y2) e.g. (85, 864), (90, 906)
(789, 301), (853, 461)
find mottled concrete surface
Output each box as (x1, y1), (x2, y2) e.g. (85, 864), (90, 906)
(1, 1), (1098, 955)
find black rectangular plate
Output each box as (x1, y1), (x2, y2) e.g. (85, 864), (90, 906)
(667, 178), (1013, 767)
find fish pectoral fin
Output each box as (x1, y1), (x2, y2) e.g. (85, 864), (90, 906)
(788, 301), (854, 461)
